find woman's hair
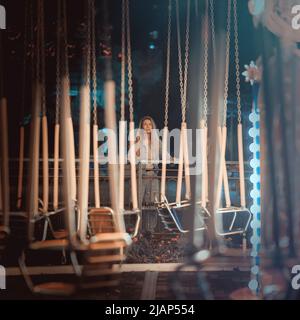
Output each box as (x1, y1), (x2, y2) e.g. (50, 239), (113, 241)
(136, 116), (160, 163)
(138, 116), (157, 130)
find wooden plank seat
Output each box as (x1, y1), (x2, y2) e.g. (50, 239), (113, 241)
(29, 239), (69, 250)
(88, 208), (115, 235)
(32, 282), (76, 296)
(52, 229), (68, 240)
(90, 232), (132, 245)
(86, 254), (126, 264)
(89, 240), (128, 251)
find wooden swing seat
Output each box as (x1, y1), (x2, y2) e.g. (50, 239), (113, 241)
(29, 239), (68, 250)
(52, 229), (68, 239)
(33, 282), (76, 296)
(88, 207), (115, 235)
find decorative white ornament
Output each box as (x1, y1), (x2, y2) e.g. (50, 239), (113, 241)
(242, 61), (261, 85)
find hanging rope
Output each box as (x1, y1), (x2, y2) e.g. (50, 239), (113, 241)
(202, 0), (209, 128)
(223, 0), (231, 128)
(175, 0), (191, 203)
(233, 0), (246, 208)
(215, 0), (232, 210)
(78, 0), (93, 240)
(53, 0), (62, 211)
(161, 0), (172, 202)
(200, 0), (210, 208)
(126, 0), (134, 123)
(120, 0), (126, 122)
(91, 0), (97, 126)
(164, 0), (172, 129)
(209, 0), (216, 61)
(91, 0), (101, 208)
(38, 0), (50, 213)
(17, 0), (29, 209)
(176, 0), (190, 123)
(40, 0), (46, 117)
(61, 0), (76, 202)
(55, 0), (61, 126)
(125, 0), (138, 210)
(119, 0), (127, 210)
(233, 0), (241, 125)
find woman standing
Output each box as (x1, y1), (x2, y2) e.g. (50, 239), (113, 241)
(136, 116), (161, 232)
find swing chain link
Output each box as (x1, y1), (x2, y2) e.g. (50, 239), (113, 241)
(203, 0), (209, 127)
(176, 0), (190, 124)
(126, 0), (134, 123)
(55, 0), (61, 125)
(233, 0), (242, 124)
(176, 0), (184, 122)
(86, 0), (92, 87)
(164, 0), (172, 128)
(223, 0), (231, 127)
(40, 0), (46, 117)
(30, 0), (34, 84)
(91, 0), (97, 126)
(62, 0), (70, 85)
(183, 0), (190, 123)
(120, 0), (126, 121)
(36, 1), (40, 83)
(21, 0), (29, 121)
(209, 0), (216, 59)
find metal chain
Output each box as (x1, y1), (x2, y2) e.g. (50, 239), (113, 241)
(86, 0), (92, 86)
(91, 0), (97, 125)
(176, 0), (184, 120)
(40, 0), (46, 116)
(62, 0), (69, 78)
(126, 0), (134, 123)
(30, 0), (34, 84)
(209, 0), (216, 60)
(120, 0), (126, 121)
(164, 0), (172, 128)
(21, 0), (29, 122)
(203, 0), (209, 127)
(176, 0), (190, 124)
(183, 0), (190, 123)
(55, 0), (61, 125)
(233, 0), (242, 124)
(223, 0), (231, 127)
(36, 0), (41, 84)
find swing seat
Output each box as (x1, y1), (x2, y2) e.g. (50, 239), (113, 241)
(88, 208), (115, 235)
(170, 206), (207, 233)
(123, 208), (141, 238)
(90, 232), (132, 246)
(157, 196), (208, 234)
(33, 282), (76, 296)
(80, 232), (131, 290)
(215, 206), (252, 236)
(29, 239), (69, 250)
(18, 242), (81, 297)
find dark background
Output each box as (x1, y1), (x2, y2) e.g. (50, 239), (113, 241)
(0, 0), (257, 158)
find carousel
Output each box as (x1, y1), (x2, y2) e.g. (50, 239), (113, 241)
(0, 0), (300, 300)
